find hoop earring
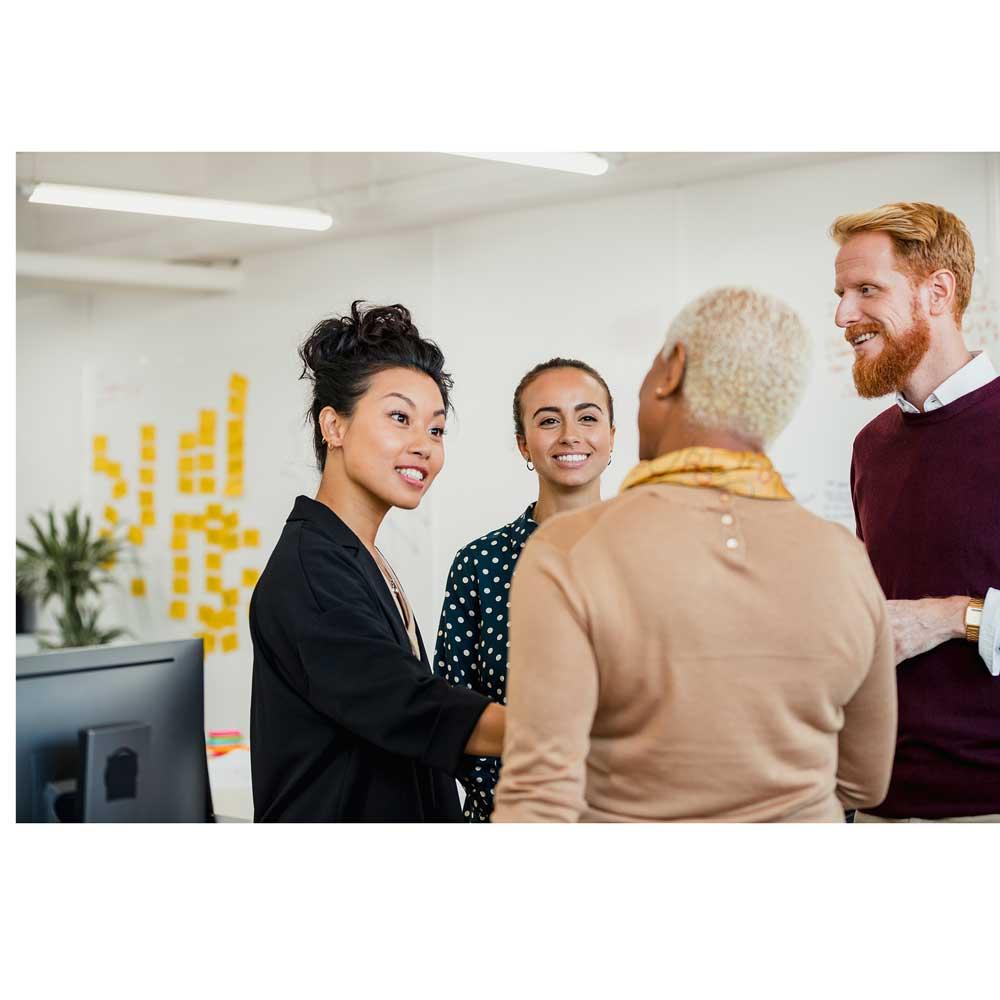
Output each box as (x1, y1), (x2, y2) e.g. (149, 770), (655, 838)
(526, 460), (534, 471)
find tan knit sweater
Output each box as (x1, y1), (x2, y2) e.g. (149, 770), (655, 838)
(492, 482), (897, 823)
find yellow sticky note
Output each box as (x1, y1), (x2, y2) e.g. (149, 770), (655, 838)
(179, 456), (195, 474)
(173, 513), (191, 531)
(228, 439), (244, 457)
(198, 604), (214, 625)
(201, 633), (217, 654)
(140, 467), (155, 485)
(112, 479), (127, 500)
(171, 532), (188, 551)
(206, 528), (223, 546)
(172, 577), (189, 595)
(228, 395), (246, 415)
(223, 588), (239, 607)
(139, 490), (154, 508)
(222, 512), (238, 529)
(92, 456), (110, 473)
(199, 476), (216, 494)
(206, 575), (222, 593)
(93, 435), (108, 454)
(242, 568), (260, 588)
(222, 532), (239, 551)
(169, 601), (187, 621)
(242, 529), (260, 547)
(141, 445), (156, 462)
(221, 633), (238, 653)
(104, 505), (119, 524)
(198, 428), (215, 447)
(218, 608), (236, 629)
(206, 503), (223, 520)
(173, 556), (190, 573)
(227, 458), (244, 476)
(224, 480), (243, 498)
(131, 578), (147, 597)
(229, 373), (248, 395)
(107, 461), (122, 479)
(140, 509), (156, 527)
(199, 409), (217, 429)
(127, 524), (144, 546)
(198, 453), (214, 471)
(141, 425), (156, 442)
(226, 420), (243, 442)
(180, 477), (195, 494)
(206, 552), (222, 571)
(191, 515), (205, 532)
(180, 432), (197, 451)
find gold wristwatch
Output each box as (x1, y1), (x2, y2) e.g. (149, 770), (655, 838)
(965, 597), (985, 643)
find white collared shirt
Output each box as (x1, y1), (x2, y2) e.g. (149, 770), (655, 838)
(895, 350), (998, 414)
(896, 350), (999, 675)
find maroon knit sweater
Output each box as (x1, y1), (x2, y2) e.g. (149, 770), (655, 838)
(850, 376), (1000, 818)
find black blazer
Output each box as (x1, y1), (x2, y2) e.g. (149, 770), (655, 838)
(249, 496), (489, 821)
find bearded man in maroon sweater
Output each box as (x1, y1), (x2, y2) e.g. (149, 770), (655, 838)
(831, 202), (999, 822)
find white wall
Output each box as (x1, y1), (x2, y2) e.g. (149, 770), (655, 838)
(17, 152), (1000, 733)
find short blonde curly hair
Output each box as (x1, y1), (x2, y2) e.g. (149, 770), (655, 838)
(829, 202), (975, 325)
(662, 286), (812, 446)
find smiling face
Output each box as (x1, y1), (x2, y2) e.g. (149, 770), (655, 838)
(834, 231), (932, 398)
(325, 366), (446, 512)
(516, 367), (614, 489)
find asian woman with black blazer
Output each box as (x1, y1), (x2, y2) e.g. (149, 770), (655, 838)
(249, 301), (504, 821)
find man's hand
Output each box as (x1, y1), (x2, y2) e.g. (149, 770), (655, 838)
(887, 596), (969, 665)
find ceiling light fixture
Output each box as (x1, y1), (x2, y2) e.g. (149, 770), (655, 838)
(20, 182), (334, 231)
(449, 152), (610, 176)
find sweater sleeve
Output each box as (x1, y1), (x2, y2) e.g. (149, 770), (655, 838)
(836, 569), (898, 811)
(849, 447), (864, 543)
(492, 537), (597, 823)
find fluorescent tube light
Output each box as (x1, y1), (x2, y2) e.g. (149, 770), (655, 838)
(24, 182), (334, 231)
(450, 152), (609, 176)
(17, 252), (245, 292)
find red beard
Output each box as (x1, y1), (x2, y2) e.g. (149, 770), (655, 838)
(848, 304), (931, 399)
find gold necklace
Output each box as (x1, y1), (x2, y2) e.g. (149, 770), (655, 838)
(374, 548), (409, 628)
(374, 549), (399, 593)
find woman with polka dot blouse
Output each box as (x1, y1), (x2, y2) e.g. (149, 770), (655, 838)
(433, 358), (616, 820)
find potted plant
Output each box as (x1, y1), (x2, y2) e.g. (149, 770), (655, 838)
(16, 506), (130, 649)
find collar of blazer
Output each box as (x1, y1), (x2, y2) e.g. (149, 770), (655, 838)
(287, 495), (427, 665)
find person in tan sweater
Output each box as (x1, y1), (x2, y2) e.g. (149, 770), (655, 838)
(492, 287), (897, 823)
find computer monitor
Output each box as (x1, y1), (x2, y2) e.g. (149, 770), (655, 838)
(16, 639), (214, 822)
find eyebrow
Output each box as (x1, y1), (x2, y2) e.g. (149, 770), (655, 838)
(833, 279), (883, 296)
(532, 402), (603, 419)
(382, 392), (446, 418)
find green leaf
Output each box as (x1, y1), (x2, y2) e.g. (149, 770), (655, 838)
(16, 505), (129, 648)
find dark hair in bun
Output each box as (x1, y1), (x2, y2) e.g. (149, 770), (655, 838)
(299, 300), (453, 470)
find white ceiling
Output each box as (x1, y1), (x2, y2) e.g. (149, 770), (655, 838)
(16, 151), (874, 265)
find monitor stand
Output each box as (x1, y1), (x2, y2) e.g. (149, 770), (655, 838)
(40, 723), (153, 822)
(79, 723), (152, 822)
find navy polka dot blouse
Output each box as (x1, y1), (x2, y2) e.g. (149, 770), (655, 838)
(433, 504), (538, 822)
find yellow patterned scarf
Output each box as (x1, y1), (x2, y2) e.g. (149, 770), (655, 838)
(620, 446), (793, 500)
